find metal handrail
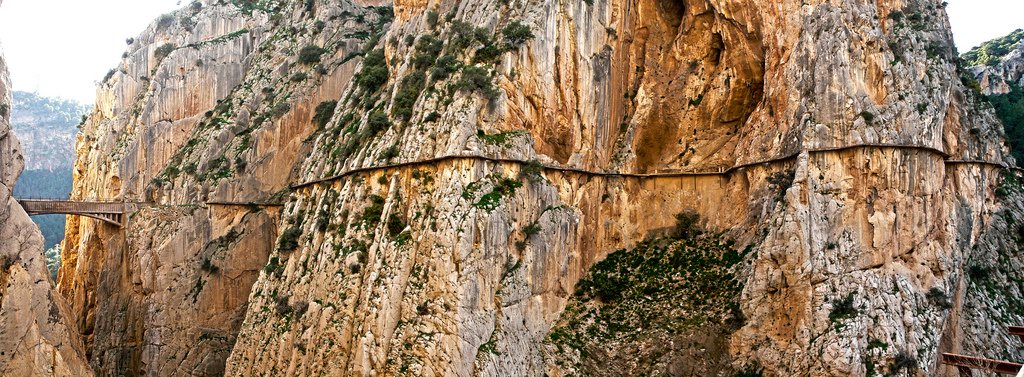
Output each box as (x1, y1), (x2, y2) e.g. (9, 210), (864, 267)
(291, 144), (1021, 189)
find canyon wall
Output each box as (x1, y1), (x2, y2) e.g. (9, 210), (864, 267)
(63, 0), (1024, 376)
(0, 0), (93, 374)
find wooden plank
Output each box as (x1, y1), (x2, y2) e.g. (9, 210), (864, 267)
(1010, 326), (1024, 342)
(941, 353), (1022, 375)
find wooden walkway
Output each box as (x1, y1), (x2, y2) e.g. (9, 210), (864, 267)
(17, 144), (1021, 226)
(941, 326), (1024, 376)
(291, 143), (1019, 189)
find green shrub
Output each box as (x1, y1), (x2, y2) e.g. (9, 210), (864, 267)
(859, 111), (875, 125)
(366, 110), (391, 135)
(412, 35), (443, 69)
(426, 10), (439, 29)
(157, 14), (175, 29)
(356, 49), (389, 92)
(473, 43), (503, 63)
(449, 21), (491, 51)
(277, 225), (302, 252)
(890, 351), (918, 375)
(290, 72), (309, 82)
(430, 55), (461, 81)
(361, 195), (386, 228)
(455, 66), (498, 99)
(312, 100), (337, 128)
(502, 21), (534, 48)
(271, 102), (291, 117)
(520, 159), (544, 181)
(473, 178), (523, 212)
(298, 45), (327, 64)
(392, 71), (426, 121)
(200, 258), (220, 274)
(102, 69), (117, 83)
(263, 256), (283, 275)
(767, 170), (796, 201)
(154, 43), (176, 62)
(381, 144), (399, 161)
(523, 222), (542, 236)
(967, 264), (990, 281)
(828, 293), (858, 329)
(988, 82), (1024, 161)
(387, 213), (407, 238)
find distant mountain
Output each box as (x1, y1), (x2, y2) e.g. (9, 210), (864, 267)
(963, 29), (1024, 98)
(10, 91), (89, 250)
(963, 30), (1024, 164)
(10, 91), (90, 171)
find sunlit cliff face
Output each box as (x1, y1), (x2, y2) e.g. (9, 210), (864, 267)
(49, 0), (1024, 376)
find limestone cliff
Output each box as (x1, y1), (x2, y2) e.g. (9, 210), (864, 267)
(64, 0), (1024, 376)
(0, 0), (93, 374)
(59, 0), (390, 374)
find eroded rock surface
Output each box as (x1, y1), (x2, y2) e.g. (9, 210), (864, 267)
(63, 0), (1024, 376)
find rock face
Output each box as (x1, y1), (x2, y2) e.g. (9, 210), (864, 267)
(59, 0), (390, 374)
(63, 0), (1024, 376)
(0, 0), (93, 374)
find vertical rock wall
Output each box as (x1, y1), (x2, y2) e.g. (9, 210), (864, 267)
(59, 0), (391, 374)
(62, 0), (1024, 376)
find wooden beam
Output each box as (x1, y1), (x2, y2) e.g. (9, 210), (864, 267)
(941, 353), (1022, 375)
(1010, 326), (1024, 342)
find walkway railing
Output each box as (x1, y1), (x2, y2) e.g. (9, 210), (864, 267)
(17, 199), (125, 226)
(291, 144), (1020, 190)
(941, 326), (1024, 376)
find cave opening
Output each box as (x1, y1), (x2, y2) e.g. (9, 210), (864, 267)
(658, 0), (686, 30)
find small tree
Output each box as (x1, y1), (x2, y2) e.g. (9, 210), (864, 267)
(312, 100), (337, 128)
(355, 49), (389, 91)
(502, 21), (534, 48)
(298, 45), (327, 64)
(154, 43), (176, 62)
(277, 226), (302, 252)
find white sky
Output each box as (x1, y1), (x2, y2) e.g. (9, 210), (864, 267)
(0, 0), (182, 103)
(0, 0), (1021, 104)
(946, 0), (1024, 52)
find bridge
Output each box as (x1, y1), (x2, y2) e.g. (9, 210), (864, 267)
(15, 198), (285, 227)
(941, 326), (1024, 376)
(17, 199), (125, 227)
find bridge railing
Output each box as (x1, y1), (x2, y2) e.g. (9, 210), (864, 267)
(14, 196), (122, 203)
(17, 199), (125, 215)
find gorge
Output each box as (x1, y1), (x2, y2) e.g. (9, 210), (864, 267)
(1, 0), (1023, 376)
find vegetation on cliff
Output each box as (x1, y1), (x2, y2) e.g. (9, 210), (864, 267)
(544, 213), (752, 375)
(987, 83), (1024, 161)
(961, 29), (1024, 67)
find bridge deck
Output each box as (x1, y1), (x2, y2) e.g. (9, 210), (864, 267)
(1010, 326), (1024, 342)
(17, 199), (125, 226)
(18, 200), (124, 214)
(941, 353), (1022, 375)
